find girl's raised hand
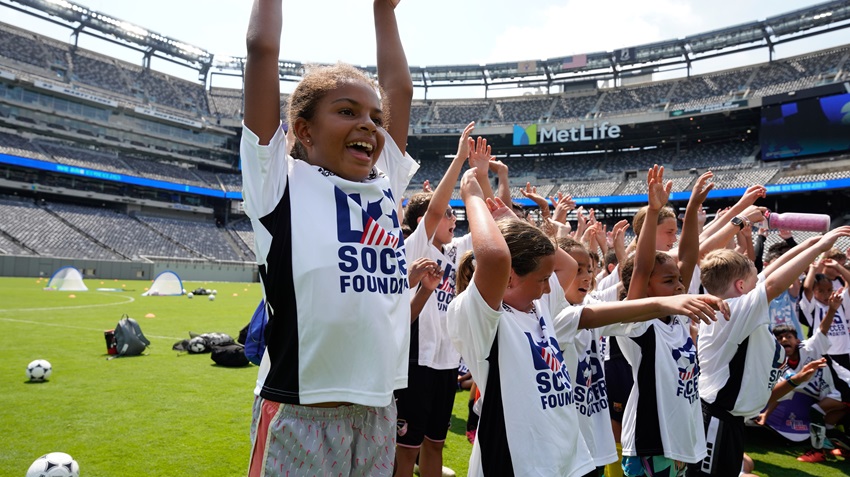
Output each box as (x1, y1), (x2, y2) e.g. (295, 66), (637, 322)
(829, 288), (845, 312)
(691, 171), (715, 205)
(486, 197), (516, 221)
(468, 136), (494, 171)
(647, 164), (672, 211)
(455, 122), (475, 160)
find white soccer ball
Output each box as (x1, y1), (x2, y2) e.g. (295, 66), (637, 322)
(188, 336), (207, 353)
(25, 452), (79, 477)
(26, 359), (52, 382)
(187, 292), (194, 299)
(208, 294), (215, 301)
(212, 289), (217, 295)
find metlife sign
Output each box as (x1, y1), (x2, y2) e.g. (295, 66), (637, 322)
(513, 122), (622, 146)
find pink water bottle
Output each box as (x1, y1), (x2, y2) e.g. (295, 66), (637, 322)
(765, 211), (830, 232)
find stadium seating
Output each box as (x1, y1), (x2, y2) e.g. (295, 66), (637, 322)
(135, 214), (243, 262)
(0, 197), (122, 260)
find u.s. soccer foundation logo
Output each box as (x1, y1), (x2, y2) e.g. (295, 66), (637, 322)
(521, 317), (573, 411)
(513, 124), (537, 146)
(672, 338), (699, 404)
(334, 186), (408, 295)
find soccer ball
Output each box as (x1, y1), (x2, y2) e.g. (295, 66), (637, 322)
(212, 289), (217, 295)
(187, 292), (193, 299)
(188, 336), (207, 353)
(25, 452), (79, 477)
(26, 359), (52, 382)
(208, 294), (215, 301)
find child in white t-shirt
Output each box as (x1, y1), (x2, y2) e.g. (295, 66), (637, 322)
(449, 169), (727, 477)
(693, 226), (850, 476)
(242, 1), (417, 475)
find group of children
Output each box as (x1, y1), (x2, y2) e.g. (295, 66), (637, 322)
(238, 1), (850, 476)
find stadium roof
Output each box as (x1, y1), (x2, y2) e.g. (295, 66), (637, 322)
(2, 0), (849, 91)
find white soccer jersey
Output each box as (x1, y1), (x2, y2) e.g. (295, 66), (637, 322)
(556, 299), (618, 467)
(615, 317), (706, 463)
(698, 283), (786, 418)
(799, 290), (850, 356)
(448, 279), (595, 477)
(779, 329), (837, 401)
(242, 124), (418, 406)
(405, 226), (470, 369)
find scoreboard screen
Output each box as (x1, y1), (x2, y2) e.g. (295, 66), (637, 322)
(760, 92), (850, 161)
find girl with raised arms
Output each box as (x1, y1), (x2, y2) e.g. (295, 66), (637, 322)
(241, 1), (417, 475)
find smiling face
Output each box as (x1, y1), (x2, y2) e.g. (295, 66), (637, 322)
(503, 254), (556, 312)
(565, 249), (593, 305)
(294, 81), (385, 182)
(433, 208), (457, 247)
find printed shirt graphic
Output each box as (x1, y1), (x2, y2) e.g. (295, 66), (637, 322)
(556, 299), (618, 467)
(406, 227), (470, 369)
(448, 278), (594, 477)
(241, 123), (418, 406)
(616, 316), (706, 463)
(698, 283), (786, 418)
(799, 288), (850, 355)
(768, 289), (804, 338)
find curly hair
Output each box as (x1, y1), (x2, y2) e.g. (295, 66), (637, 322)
(287, 63), (388, 161)
(403, 192), (433, 233)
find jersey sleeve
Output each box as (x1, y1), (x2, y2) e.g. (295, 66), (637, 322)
(798, 293), (816, 327)
(447, 281), (501, 390)
(596, 264), (620, 291)
(701, 282), (770, 345)
(374, 128), (419, 201)
(802, 328), (831, 357)
(552, 305), (582, 348)
(240, 122), (289, 221)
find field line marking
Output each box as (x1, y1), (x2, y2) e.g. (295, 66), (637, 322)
(0, 292), (136, 313)
(0, 317), (183, 340)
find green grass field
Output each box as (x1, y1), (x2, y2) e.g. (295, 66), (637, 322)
(0, 276), (847, 476)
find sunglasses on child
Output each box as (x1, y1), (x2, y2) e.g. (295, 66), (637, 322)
(444, 209), (456, 219)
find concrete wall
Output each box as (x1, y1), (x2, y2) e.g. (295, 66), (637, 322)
(0, 255), (257, 282)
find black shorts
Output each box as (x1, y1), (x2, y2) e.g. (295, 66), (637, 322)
(605, 355), (633, 423)
(687, 399), (744, 477)
(394, 363), (458, 447)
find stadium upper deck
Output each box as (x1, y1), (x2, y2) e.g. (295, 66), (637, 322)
(0, 0), (849, 206)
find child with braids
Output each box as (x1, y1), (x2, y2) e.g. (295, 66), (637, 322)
(448, 168), (728, 477)
(241, 1), (417, 475)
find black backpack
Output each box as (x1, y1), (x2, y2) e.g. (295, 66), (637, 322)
(113, 315), (150, 357)
(210, 344), (250, 367)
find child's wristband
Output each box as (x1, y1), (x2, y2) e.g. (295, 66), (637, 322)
(787, 377), (800, 388)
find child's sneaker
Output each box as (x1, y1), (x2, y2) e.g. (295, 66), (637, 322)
(797, 449), (827, 463)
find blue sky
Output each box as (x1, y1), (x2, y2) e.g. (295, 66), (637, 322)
(4, 0), (849, 97)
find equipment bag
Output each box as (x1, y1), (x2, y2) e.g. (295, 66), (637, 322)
(244, 299), (268, 366)
(211, 344), (250, 367)
(113, 315), (150, 357)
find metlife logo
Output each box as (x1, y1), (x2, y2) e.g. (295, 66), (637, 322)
(512, 122), (622, 146)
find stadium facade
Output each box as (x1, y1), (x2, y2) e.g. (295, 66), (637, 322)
(0, 0), (849, 279)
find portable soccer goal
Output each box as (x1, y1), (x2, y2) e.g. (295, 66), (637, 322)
(44, 266), (88, 291)
(142, 270), (184, 296)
